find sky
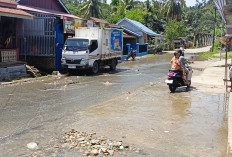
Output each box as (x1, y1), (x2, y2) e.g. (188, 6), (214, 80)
(186, 0), (197, 7)
(186, 0), (199, 7)
(186, 0), (209, 7)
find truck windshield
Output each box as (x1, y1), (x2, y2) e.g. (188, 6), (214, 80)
(65, 39), (89, 51)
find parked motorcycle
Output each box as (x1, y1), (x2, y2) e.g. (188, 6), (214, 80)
(126, 48), (136, 60)
(165, 64), (193, 93)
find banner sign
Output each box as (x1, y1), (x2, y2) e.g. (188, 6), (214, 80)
(87, 20), (94, 27)
(64, 18), (83, 34)
(111, 30), (123, 52)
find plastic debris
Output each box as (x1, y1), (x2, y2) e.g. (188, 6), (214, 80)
(119, 146), (124, 150)
(105, 81), (110, 85)
(149, 82), (154, 86)
(81, 144), (86, 147)
(64, 84), (69, 88)
(164, 131), (169, 133)
(135, 69), (140, 72)
(27, 142), (38, 150)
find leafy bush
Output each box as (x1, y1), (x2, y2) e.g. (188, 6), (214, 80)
(157, 43), (164, 52)
(213, 40), (221, 52)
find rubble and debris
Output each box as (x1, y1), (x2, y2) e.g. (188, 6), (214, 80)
(149, 82), (154, 86)
(61, 130), (130, 156)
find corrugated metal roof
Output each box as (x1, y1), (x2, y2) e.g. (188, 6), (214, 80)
(90, 17), (109, 24)
(122, 26), (141, 37)
(0, 6), (34, 19)
(57, 0), (70, 14)
(117, 18), (161, 36)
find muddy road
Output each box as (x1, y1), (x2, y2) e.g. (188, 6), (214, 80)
(0, 54), (228, 156)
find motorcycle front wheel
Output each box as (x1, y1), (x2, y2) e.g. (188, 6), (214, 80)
(169, 85), (176, 93)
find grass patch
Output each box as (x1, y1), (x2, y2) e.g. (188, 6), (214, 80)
(146, 54), (155, 57)
(199, 51), (218, 58)
(199, 49), (232, 59)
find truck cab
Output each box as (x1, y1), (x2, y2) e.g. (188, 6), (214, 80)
(61, 38), (98, 70)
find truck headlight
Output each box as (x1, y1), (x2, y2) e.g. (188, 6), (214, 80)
(82, 60), (89, 64)
(61, 58), (66, 63)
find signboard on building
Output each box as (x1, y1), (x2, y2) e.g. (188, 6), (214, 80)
(64, 17), (83, 34)
(87, 20), (94, 27)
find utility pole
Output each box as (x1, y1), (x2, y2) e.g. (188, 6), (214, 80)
(211, 6), (217, 52)
(220, 16), (224, 60)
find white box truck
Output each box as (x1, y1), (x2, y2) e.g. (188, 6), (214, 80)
(61, 27), (123, 74)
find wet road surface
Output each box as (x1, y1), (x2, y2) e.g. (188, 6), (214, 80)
(0, 54), (228, 156)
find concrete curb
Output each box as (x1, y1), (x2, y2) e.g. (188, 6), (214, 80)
(0, 75), (52, 87)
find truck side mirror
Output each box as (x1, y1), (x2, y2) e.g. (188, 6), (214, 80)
(64, 44), (67, 50)
(56, 43), (59, 48)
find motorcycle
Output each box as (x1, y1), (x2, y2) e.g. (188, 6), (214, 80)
(165, 64), (193, 93)
(126, 48), (136, 60)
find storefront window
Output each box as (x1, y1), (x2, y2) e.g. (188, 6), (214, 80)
(0, 16), (16, 49)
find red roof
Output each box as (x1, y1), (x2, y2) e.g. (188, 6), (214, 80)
(123, 31), (137, 38)
(18, 5), (83, 20)
(0, 6), (34, 19)
(90, 17), (109, 24)
(0, 0), (18, 8)
(0, 0), (18, 5)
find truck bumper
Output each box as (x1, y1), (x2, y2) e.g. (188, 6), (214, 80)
(62, 63), (89, 69)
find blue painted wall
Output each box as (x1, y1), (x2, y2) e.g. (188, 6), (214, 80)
(55, 20), (64, 71)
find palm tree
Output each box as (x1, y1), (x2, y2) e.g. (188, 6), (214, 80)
(161, 0), (186, 21)
(78, 0), (109, 18)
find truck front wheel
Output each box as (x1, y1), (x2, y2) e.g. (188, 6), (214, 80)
(110, 59), (117, 71)
(91, 61), (99, 74)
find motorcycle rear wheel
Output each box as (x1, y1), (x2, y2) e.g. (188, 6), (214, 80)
(169, 85), (176, 93)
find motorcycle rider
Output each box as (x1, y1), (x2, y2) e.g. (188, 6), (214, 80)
(178, 50), (193, 83)
(170, 51), (181, 70)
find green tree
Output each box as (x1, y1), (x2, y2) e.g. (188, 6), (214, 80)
(161, 0), (186, 21)
(125, 8), (147, 24)
(77, 0), (109, 18)
(107, 5), (126, 23)
(165, 20), (187, 40)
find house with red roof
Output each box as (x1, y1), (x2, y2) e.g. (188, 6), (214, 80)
(0, 0), (34, 80)
(15, 0), (84, 71)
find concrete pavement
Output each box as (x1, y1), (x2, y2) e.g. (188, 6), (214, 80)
(165, 46), (211, 54)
